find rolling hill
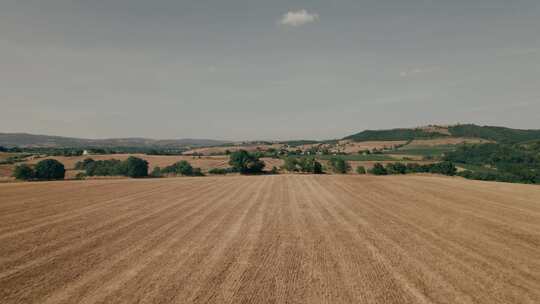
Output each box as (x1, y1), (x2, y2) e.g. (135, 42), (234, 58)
(0, 133), (229, 148)
(344, 124), (540, 144)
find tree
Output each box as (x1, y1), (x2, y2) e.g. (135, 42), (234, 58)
(13, 164), (35, 180)
(125, 156), (148, 178)
(228, 150), (265, 174)
(34, 159), (65, 180)
(209, 168), (229, 175)
(356, 166), (366, 174)
(176, 160), (194, 176)
(162, 160), (204, 176)
(369, 163), (388, 175)
(328, 157), (350, 174)
(163, 160), (193, 175)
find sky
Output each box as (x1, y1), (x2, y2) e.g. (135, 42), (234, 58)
(1, 0), (539, 141)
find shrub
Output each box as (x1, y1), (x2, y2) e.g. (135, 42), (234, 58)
(405, 163), (423, 173)
(169, 161), (193, 175)
(299, 157), (323, 174)
(208, 168), (229, 175)
(270, 166), (279, 174)
(369, 163), (388, 175)
(150, 166), (162, 177)
(328, 157), (350, 174)
(162, 160), (204, 176)
(457, 170), (474, 179)
(34, 159), (65, 180)
(428, 161), (457, 176)
(192, 168), (204, 176)
(283, 157), (299, 172)
(228, 150), (265, 174)
(162, 160), (194, 175)
(13, 164), (35, 180)
(282, 157), (323, 174)
(75, 172), (86, 180)
(356, 166), (366, 174)
(177, 161), (194, 176)
(74, 158), (95, 170)
(385, 162), (407, 174)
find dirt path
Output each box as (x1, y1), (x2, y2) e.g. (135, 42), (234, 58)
(0, 175), (539, 303)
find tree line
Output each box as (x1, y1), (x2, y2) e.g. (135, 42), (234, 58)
(444, 142), (540, 184)
(368, 162), (457, 176)
(13, 159), (66, 181)
(12, 150), (464, 182)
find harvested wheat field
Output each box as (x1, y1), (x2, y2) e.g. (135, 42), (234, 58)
(1, 175), (539, 304)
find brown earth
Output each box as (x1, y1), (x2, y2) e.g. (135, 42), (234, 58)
(0, 165), (15, 182)
(1, 175), (539, 304)
(0, 152), (18, 161)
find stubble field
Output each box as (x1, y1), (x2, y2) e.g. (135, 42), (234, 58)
(0, 175), (539, 303)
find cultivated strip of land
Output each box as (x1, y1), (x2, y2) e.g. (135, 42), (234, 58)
(0, 175), (539, 303)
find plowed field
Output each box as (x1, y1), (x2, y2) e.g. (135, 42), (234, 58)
(1, 175), (539, 303)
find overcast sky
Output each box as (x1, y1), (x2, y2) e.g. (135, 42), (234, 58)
(1, 0), (539, 140)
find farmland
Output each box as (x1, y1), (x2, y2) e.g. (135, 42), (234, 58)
(1, 175), (539, 303)
(0, 154), (284, 180)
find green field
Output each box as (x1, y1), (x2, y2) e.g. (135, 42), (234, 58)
(388, 145), (457, 157)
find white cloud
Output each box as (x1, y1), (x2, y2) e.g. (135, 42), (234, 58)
(279, 10), (319, 27)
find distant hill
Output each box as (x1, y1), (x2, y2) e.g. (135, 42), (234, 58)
(0, 133), (229, 148)
(344, 124), (540, 144)
(447, 124), (540, 143)
(343, 128), (448, 142)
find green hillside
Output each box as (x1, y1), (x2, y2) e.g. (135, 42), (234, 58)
(343, 128), (448, 142)
(344, 124), (540, 144)
(448, 124), (540, 143)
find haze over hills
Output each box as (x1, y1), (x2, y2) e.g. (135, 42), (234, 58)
(2, 124), (540, 148)
(0, 133), (230, 148)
